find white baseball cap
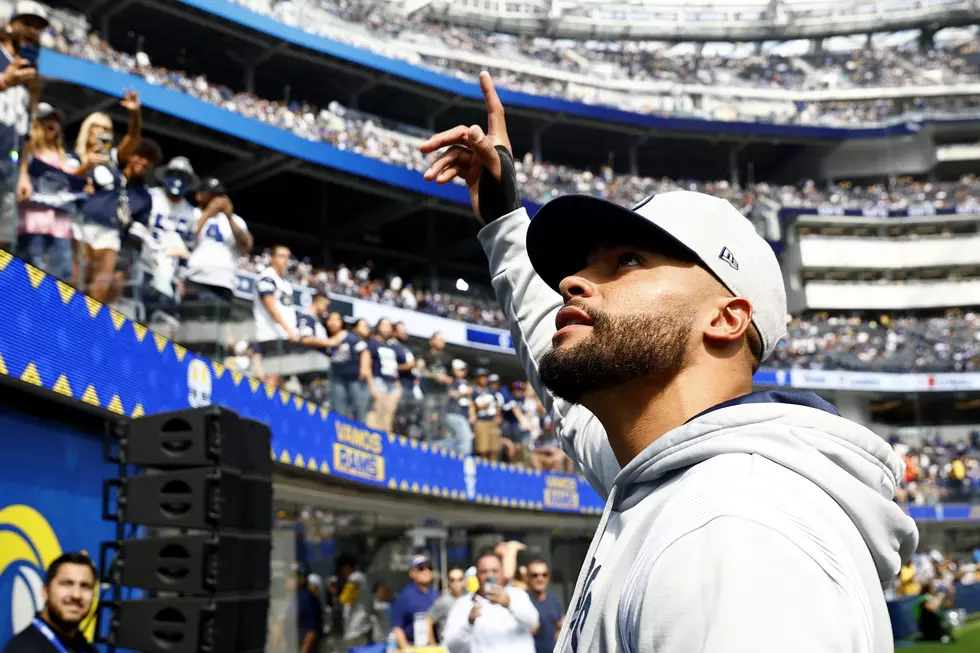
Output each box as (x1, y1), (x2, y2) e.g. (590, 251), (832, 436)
(12, 1), (49, 26)
(526, 190), (788, 362)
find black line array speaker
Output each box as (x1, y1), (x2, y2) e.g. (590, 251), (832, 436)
(99, 406), (272, 653)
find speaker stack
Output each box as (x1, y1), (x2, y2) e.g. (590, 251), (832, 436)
(98, 406), (273, 653)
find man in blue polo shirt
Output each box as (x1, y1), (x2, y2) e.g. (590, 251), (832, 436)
(274, 563), (323, 653)
(391, 554), (437, 650)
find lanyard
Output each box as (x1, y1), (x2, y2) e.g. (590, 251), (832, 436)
(32, 618), (71, 653)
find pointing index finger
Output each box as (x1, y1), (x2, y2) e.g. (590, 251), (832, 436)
(479, 71), (506, 137)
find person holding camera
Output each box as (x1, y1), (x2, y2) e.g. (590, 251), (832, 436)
(443, 550), (538, 653)
(0, 1), (47, 251)
(70, 90), (142, 299)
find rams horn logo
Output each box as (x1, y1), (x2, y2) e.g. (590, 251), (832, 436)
(0, 505), (98, 641)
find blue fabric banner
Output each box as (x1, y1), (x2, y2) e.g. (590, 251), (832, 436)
(0, 252), (605, 515)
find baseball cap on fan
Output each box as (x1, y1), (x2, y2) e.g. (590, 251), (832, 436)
(11, 1), (50, 26)
(525, 190), (788, 362)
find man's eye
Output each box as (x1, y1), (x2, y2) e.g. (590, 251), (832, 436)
(617, 252), (644, 269)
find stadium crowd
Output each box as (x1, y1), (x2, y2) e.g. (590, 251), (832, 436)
(39, 16), (980, 216)
(892, 434), (980, 505)
(9, 2), (980, 468)
(230, 0), (980, 125)
(276, 540), (570, 653)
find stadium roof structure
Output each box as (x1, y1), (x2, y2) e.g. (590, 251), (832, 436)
(419, 0), (980, 41)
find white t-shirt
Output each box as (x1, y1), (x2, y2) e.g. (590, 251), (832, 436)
(140, 188), (195, 297)
(252, 266), (295, 342)
(185, 209), (249, 291)
(443, 588), (539, 653)
(147, 187), (197, 248)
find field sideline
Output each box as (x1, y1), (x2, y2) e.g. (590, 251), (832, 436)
(905, 617), (980, 652)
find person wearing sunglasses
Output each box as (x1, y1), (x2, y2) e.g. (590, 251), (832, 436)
(526, 561), (563, 653)
(426, 566), (467, 644)
(390, 555), (437, 650)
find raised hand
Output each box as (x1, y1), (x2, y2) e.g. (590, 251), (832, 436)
(420, 72), (517, 225)
(1, 58), (36, 88)
(120, 90), (141, 113)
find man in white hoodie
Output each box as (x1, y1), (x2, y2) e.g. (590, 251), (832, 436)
(420, 72), (919, 653)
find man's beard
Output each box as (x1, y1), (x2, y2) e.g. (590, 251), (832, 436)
(46, 603), (85, 632)
(539, 304), (692, 405)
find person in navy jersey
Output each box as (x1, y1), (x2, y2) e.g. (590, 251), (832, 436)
(327, 316), (372, 424)
(498, 378), (533, 463)
(391, 555), (438, 650)
(444, 359), (475, 455)
(367, 318), (401, 432)
(79, 137), (162, 303)
(272, 564), (322, 653)
(296, 293), (332, 353)
(525, 561), (563, 653)
(391, 322), (418, 392)
(0, 1), (46, 252)
(391, 321), (422, 437)
(2, 551), (98, 653)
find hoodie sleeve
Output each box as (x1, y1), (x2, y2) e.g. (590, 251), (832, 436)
(635, 516), (870, 653)
(443, 596), (475, 653)
(478, 209), (621, 498)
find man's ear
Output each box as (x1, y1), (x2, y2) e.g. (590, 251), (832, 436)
(704, 297), (753, 347)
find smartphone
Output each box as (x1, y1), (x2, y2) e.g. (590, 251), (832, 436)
(98, 133), (113, 153)
(483, 576), (497, 594)
(20, 45), (39, 68)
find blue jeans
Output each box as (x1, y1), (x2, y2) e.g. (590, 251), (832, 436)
(330, 376), (371, 425)
(443, 413), (474, 456)
(18, 233), (73, 281)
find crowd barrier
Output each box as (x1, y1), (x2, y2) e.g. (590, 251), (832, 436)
(171, 0), (963, 140)
(889, 583), (980, 640)
(232, 269), (516, 354)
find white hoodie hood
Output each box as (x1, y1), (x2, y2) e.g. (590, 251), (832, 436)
(554, 391), (919, 653)
(613, 390), (918, 585)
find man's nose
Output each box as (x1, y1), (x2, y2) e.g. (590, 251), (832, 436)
(558, 273), (597, 303)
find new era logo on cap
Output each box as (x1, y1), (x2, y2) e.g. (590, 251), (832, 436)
(719, 247), (738, 270)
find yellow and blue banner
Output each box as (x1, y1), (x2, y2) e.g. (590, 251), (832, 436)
(0, 252), (604, 515)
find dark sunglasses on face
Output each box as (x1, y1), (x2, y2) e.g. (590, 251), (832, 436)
(416, 565), (432, 572)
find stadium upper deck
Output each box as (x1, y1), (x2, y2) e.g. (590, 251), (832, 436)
(424, 0), (980, 41)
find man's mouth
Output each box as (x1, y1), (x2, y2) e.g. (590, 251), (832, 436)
(553, 305), (594, 343)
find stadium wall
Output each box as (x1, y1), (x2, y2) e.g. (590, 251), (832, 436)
(781, 128), (938, 180)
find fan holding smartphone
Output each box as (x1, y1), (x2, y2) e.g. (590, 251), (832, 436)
(443, 549), (539, 653)
(0, 1), (49, 251)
